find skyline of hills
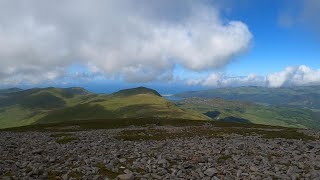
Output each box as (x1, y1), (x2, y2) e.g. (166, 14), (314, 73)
(0, 86), (208, 129)
(0, 85), (320, 129)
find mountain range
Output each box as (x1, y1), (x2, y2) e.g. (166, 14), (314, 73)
(0, 87), (208, 129)
(1, 86), (320, 130)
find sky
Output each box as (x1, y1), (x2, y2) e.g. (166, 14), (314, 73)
(0, 0), (319, 93)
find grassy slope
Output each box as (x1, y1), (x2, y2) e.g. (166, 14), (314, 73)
(2, 86), (318, 130)
(176, 86), (320, 109)
(1, 117), (284, 132)
(112, 86), (162, 97)
(38, 93), (209, 124)
(0, 87), (208, 129)
(0, 105), (46, 128)
(0, 87), (94, 128)
(178, 98), (320, 129)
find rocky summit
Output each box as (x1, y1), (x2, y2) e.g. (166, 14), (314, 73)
(1, 125), (320, 180)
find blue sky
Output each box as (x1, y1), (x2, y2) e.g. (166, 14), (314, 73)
(222, 0), (320, 76)
(0, 0), (320, 94)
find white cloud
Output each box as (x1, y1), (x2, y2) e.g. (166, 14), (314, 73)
(191, 65), (320, 88)
(189, 73), (265, 87)
(267, 65), (320, 87)
(0, 0), (252, 85)
(266, 67), (296, 88)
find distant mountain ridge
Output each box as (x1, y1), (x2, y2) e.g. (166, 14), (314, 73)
(0, 87), (91, 109)
(0, 86), (208, 129)
(2, 86), (320, 130)
(176, 86), (320, 109)
(0, 88), (23, 94)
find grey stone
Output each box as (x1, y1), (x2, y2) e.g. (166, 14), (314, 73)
(204, 168), (217, 177)
(0, 126), (320, 179)
(117, 173), (134, 180)
(250, 166), (258, 172)
(151, 173), (162, 179)
(119, 158), (127, 163)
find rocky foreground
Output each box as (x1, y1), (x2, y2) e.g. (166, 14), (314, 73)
(1, 125), (320, 180)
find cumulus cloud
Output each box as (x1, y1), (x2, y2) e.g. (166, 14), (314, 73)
(0, 0), (252, 85)
(190, 65), (320, 88)
(267, 65), (320, 87)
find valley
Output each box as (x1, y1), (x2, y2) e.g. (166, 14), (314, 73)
(176, 86), (320, 109)
(177, 97), (320, 129)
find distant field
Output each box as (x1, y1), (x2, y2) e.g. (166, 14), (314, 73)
(176, 86), (320, 109)
(177, 98), (320, 129)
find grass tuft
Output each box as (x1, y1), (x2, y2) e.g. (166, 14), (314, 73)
(56, 137), (78, 144)
(50, 133), (73, 138)
(218, 155), (232, 163)
(68, 171), (83, 179)
(96, 163), (119, 179)
(48, 171), (61, 180)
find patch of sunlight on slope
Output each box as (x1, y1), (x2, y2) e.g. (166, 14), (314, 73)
(244, 106), (313, 128)
(92, 94), (169, 110)
(0, 105), (47, 129)
(92, 94), (209, 120)
(31, 89), (95, 107)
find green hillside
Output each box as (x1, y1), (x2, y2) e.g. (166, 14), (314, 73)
(112, 87), (162, 97)
(176, 86), (320, 109)
(0, 87), (92, 108)
(0, 87), (95, 128)
(0, 87), (208, 129)
(0, 88), (23, 94)
(2, 86), (319, 130)
(178, 98), (320, 129)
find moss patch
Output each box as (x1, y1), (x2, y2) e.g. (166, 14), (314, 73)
(115, 126), (316, 141)
(96, 163), (119, 179)
(48, 171), (61, 180)
(68, 171), (83, 179)
(218, 155), (232, 163)
(50, 133), (73, 138)
(56, 137), (78, 144)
